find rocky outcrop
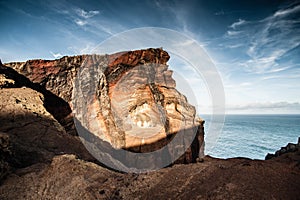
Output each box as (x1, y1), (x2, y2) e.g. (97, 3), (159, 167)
(0, 64), (95, 178)
(0, 88), (94, 171)
(0, 62), (75, 135)
(265, 137), (300, 160)
(4, 56), (85, 103)
(4, 48), (205, 168)
(0, 74), (15, 88)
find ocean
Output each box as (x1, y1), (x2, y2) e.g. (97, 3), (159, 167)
(201, 114), (300, 160)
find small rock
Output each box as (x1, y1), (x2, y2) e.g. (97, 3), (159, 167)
(265, 153), (275, 160)
(286, 143), (296, 152)
(99, 190), (105, 195)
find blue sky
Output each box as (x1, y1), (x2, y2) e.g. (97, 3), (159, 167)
(0, 0), (300, 114)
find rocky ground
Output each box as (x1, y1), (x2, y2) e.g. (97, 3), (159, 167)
(0, 148), (299, 199)
(0, 52), (300, 199)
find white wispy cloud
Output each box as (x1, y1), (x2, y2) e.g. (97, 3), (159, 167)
(67, 43), (97, 54)
(173, 39), (195, 47)
(49, 3), (125, 38)
(75, 8), (100, 19)
(224, 3), (300, 74)
(226, 30), (243, 36)
(229, 19), (246, 29)
(74, 19), (87, 26)
(72, 9), (100, 27)
(226, 44), (244, 49)
(228, 102), (300, 110)
(50, 51), (63, 58)
(274, 4), (300, 17)
(155, 2), (199, 40)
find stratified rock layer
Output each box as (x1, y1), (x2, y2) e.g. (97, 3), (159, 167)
(4, 48), (204, 167)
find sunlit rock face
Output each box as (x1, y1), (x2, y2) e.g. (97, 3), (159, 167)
(5, 48), (204, 164)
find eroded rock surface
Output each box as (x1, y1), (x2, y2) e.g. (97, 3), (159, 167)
(5, 48), (205, 168)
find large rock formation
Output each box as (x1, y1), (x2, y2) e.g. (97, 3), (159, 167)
(3, 48), (204, 169)
(1, 52), (300, 199)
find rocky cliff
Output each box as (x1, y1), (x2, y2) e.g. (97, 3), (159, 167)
(2, 48), (204, 170)
(0, 51), (299, 199)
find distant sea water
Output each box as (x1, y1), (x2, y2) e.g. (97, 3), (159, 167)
(201, 114), (300, 160)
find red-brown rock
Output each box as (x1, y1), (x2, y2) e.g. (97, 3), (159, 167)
(4, 48), (204, 168)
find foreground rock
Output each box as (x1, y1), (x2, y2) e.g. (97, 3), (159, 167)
(265, 137), (300, 160)
(0, 152), (299, 200)
(0, 88), (94, 173)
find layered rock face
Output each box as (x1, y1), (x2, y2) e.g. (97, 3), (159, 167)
(4, 48), (204, 167)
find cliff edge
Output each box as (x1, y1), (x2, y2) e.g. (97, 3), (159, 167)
(0, 49), (299, 199)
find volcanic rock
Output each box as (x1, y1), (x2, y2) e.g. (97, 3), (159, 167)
(5, 48), (205, 169)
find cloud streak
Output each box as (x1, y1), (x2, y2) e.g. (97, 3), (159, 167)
(228, 102), (300, 111)
(229, 19), (246, 29)
(75, 8), (100, 19)
(274, 4), (300, 17)
(74, 19), (87, 26)
(50, 51), (63, 58)
(73, 8), (100, 27)
(224, 3), (300, 74)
